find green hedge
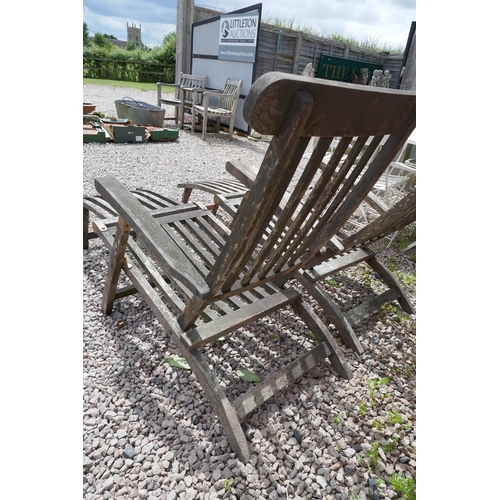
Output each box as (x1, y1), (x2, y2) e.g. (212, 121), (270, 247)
(83, 41), (176, 83)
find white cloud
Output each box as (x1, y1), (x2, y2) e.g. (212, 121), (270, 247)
(83, 0), (415, 49)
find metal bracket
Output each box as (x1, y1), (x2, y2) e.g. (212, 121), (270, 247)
(94, 220), (107, 231)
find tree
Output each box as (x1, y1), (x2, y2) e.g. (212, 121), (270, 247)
(93, 33), (112, 48)
(83, 22), (90, 46)
(162, 31), (176, 61)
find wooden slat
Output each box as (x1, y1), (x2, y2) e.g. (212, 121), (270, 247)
(234, 342), (331, 421)
(308, 248), (375, 280)
(185, 287), (300, 350)
(204, 90), (314, 294)
(345, 288), (400, 325)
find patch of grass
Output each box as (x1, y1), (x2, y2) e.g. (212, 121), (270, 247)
(387, 409), (403, 425)
(380, 303), (412, 324)
(83, 78), (171, 92)
(368, 442), (379, 469)
(391, 224), (416, 252)
(390, 474), (416, 500)
(382, 436), (398, 454)
(327, 278), (339, 288)
(394, 270), (416, 288)
(358, 401), (368, 416)
(367, 377), (390, 407)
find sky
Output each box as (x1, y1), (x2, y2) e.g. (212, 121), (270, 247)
(83, 0), (416, 51)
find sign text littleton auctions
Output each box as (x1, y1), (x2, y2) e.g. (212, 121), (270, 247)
(219, 13), (259, 63)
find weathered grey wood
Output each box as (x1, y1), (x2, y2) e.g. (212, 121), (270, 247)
(185, 287), (300, 350)
(83, 191), (182, 248)
(294, 272), (364, 355)
(191, 79), (242, 140)
(157, 73), (206, 127)
(345, 288), (401, 325)
(234, 341), (332, 421)
(179, 158), (415, 355)
(101, 217), (131, 315)
(243, 73), (415, 137)
(366, 256), (416, 315)
(87, 72), (416, 463)
(292, 299), (352, 379)
(95, 177), (211, 299)
(308, 249), (376, 280)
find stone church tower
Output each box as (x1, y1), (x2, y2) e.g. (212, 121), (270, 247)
(127, 23), (142, 47)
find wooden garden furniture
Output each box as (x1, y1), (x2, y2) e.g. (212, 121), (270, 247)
(191, 78), (243, 140)
(179, 158), (416, 356)
(157, 73), (207, 128)
(86, 72), (415, 462)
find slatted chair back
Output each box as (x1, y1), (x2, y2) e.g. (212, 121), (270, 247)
(178, 73), (207, 104)
(219, 78), (242, 113)
(180, 72), (416, 326)
(157, 73), (207, 127)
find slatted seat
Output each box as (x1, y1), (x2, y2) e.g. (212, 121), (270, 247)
(87, 72), (415, 462)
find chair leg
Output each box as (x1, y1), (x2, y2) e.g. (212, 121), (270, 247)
(191, 109), (196, 134)
(295, 272), (364, 355)
(101, 217), (131, 315)
(83, 206), (89, 250)
(202, 114), (208, 140)
(228, 116), (235, 140)
(366, 256), (415, 314)
(181, 349), (251, 463)
(292, 299), (353, 379)
(181, 187), (193, 203)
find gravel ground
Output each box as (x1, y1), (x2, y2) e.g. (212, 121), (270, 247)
(83, 83), (416, 500)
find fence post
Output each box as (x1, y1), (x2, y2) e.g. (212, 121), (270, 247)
(400, 33), (416, 91)
(292, 32), (303, 74)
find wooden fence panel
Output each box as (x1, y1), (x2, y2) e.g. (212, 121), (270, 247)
(254, 23), (404, 89)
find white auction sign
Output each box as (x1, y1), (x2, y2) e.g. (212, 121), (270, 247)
(219, 12), (259, 62)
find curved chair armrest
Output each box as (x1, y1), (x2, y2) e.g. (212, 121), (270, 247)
(226, 160), (258, 188)
(95, 176), (211, 299)
(157, 81), (179, 88)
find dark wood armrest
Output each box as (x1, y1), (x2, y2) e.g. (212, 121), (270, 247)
(94, 176), (211, 299)
(225, 160), (258, 188)
(157, 81), (179, 87)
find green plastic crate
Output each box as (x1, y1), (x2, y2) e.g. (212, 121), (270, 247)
(147, 127), (179, 142)
(83, 124), (106, 143)
(112, 125), (146, 143)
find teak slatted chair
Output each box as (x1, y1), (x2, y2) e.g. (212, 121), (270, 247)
(191, 78), (242, 140)
(179, 159), (415, 356)
(89, 72), (415, 462)
(157, 73), (207, 128)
